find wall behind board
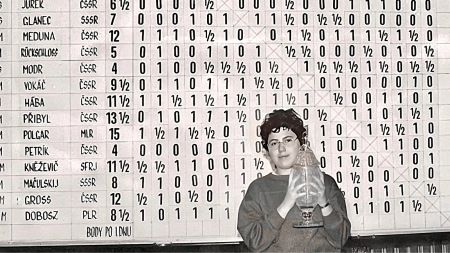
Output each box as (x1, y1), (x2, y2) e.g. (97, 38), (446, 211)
(0, 0), (449, 247)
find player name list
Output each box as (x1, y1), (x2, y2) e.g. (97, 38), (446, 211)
(0, 0), (449, 245)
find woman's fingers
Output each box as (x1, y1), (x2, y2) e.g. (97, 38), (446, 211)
(309, 181), (323, 192)
(294, 183), (307, 194)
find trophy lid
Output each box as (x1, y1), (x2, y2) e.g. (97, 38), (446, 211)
(296, 143), (320, 166)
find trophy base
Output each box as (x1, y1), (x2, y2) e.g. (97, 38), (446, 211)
(292, 221), (323, 228)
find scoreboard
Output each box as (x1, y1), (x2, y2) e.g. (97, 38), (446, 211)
(0, 0), (448, 246)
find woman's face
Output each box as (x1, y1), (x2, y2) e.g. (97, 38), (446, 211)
(266, 127), (301, 175)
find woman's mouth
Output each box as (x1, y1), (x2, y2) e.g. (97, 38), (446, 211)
(279, 155), (290, 159)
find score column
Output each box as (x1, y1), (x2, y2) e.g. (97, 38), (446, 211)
(149, 0), (170, 239)
(132, 0), (152, 240)
(70, 0), (108, 241)
(105, 0), (134, 240)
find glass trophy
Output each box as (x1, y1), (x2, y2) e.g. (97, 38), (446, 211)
(292, 142), (324, 228)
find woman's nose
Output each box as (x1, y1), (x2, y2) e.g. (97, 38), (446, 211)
(278, 143), (286, 151)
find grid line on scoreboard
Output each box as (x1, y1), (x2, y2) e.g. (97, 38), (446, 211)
(378, 152), (394, 168)
(298, 75), (314, 90)
(362, 138), (377, 153)
(346, 122), (362, 137)
(248, 28), (265, 43)
(409, 182), (425, 197)
(314, 91), (331, 106)
(265, 44), (281, 59)
(281, 59), (298, 75)
(441, 212), (450, 227)
(330, 107), (347, 122)
(216, 0), (232, 11)
(394, 167), (409, 182)
(425, 197), (440, 212)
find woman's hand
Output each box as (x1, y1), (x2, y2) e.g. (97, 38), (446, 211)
(309, 172), (327, 207)
(310, 172), (333, 216)
(277, 170), (307, 218)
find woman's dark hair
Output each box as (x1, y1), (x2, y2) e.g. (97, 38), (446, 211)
(260, 109), (307, 150)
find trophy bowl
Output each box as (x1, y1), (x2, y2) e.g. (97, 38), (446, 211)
(292, 144), (324, 228)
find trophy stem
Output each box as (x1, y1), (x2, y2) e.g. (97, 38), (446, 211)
(292, 206), (324, 228)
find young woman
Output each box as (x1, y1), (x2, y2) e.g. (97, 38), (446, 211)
(237, 109), (351, 252)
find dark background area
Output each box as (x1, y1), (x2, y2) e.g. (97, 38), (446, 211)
(0, 232), (448, 252)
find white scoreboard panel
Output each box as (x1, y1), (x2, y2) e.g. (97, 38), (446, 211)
(0, 0), (448, 246)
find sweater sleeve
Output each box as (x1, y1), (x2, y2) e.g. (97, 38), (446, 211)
(321, 174), (351, 249)
(237, 182), (285, 252)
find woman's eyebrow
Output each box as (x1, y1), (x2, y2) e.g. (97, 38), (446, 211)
(267, 138), (278, 143)
(268, 135), (295, 142)
(282, 135), (295, 140)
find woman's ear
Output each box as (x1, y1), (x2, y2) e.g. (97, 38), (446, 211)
(263, 150), (277, 171)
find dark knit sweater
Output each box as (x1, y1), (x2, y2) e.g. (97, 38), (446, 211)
(237, 173), (351, 252)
